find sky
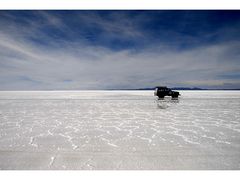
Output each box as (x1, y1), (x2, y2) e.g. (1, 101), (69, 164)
(0, 10), (240, 90)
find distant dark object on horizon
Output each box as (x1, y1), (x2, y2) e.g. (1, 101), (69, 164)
(154, 86), (180, 99)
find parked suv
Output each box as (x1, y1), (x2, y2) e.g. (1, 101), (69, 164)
(154, 86), (180, 99)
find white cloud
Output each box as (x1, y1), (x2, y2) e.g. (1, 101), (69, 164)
(0, 27), (240, 90)
(0, 11), (240, 90)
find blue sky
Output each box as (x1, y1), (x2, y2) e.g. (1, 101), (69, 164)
(0, 10), (240, 90)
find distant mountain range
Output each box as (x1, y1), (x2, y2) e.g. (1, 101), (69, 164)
(171, 87), (205, 90)
(135, 87), (205, 90)
(108, 87), (240, 90)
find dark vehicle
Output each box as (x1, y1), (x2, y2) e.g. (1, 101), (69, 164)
(154, 86), (180, 99)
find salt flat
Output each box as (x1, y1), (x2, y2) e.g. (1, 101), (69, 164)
(0, 90), (240, 170)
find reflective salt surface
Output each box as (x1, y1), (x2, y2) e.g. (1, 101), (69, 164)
(0, 90), (240, 170)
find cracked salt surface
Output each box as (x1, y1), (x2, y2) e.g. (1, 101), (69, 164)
(0, 90), (240, 169)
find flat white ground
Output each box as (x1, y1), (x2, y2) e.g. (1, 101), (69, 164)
(0, 91), (239, 170)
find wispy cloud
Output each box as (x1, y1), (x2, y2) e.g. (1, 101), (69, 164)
(0, 11), (240, 90)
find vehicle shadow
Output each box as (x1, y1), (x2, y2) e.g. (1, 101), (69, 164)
(156, 98), (179, 109)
